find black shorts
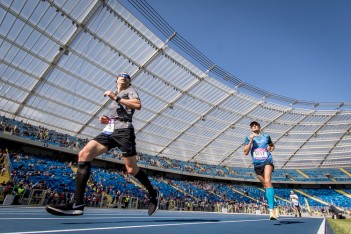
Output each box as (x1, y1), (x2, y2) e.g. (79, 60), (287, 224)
(93, 128), (136, 157)
(254, 162), (274, 176)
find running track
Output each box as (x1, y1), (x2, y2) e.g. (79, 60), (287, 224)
(0, 207), (330, 234)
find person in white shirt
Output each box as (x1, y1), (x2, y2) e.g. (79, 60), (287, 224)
(290, 190), (301, 217)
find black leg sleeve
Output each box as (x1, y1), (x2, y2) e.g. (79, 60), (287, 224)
(74, 161), (91, 204)
(134, 170), (156, 197)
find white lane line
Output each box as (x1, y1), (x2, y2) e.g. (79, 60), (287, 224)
(0, 218), (272, 234)
(0, 213), (148, 216)
(316, 218), (326, 234)
(0, 216), (230, 220)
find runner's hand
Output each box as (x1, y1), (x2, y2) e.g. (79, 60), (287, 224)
(99, 115), (110, 124)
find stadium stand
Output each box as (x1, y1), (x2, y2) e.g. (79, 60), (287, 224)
(1, 115), (351, 219)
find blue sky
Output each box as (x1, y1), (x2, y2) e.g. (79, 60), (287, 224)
(126, 0), (351, 104)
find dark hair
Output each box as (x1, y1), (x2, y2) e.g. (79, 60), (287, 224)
(250, 121), (260, 127)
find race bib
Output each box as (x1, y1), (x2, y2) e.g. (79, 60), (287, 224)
(102, 120), (115, 135)
(253, 148), (268, 160)
(292, 200), (299, 206)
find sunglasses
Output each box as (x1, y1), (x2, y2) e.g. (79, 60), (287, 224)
(118, 73), (130, 79)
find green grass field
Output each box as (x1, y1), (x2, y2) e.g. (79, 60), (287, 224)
(327, 218), (351, 234)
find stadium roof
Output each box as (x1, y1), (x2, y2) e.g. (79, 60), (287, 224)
(1, 0), (351, 169)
